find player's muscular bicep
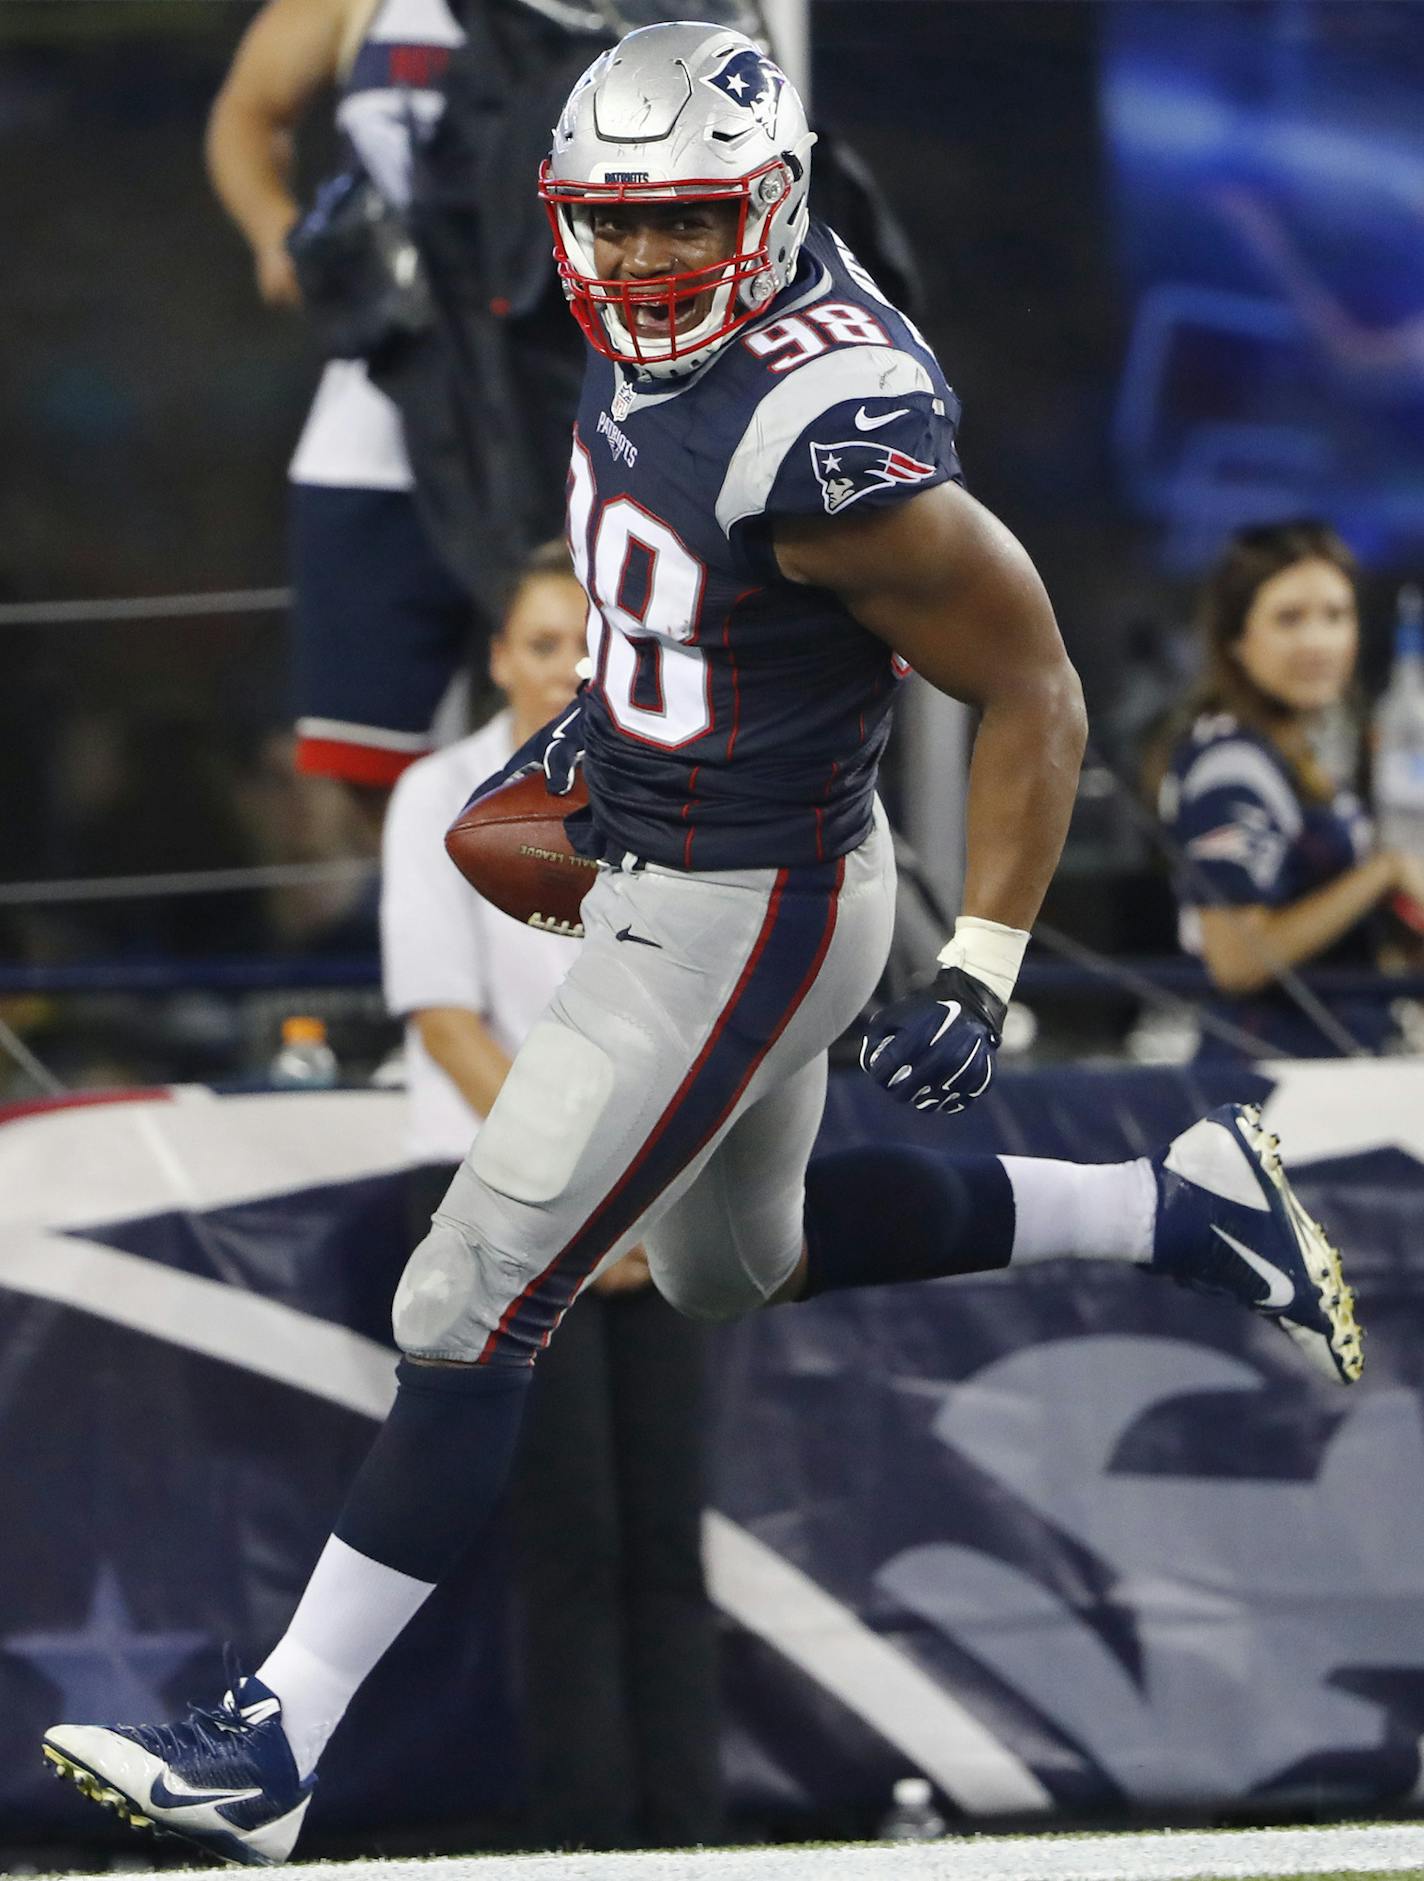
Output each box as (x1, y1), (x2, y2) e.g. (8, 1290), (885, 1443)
(773, 481), (1072, 710)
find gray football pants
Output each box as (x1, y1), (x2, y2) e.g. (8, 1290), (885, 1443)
(393, 804), (896, 1362)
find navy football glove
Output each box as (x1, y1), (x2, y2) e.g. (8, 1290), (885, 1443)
(860, 964), (1006, 1115)
(462, 688), (587, 811)
(542, 692), (587, 797)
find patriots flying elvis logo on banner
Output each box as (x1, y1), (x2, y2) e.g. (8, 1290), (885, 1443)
(810, 439), (937, 515)
(703, 48), (785, 133)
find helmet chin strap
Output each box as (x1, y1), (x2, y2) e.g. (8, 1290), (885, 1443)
(606, 271), (743, 377)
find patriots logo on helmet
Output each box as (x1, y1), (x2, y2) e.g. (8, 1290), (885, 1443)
(810, 440), (937, 516)
(703, 48), (784, 133)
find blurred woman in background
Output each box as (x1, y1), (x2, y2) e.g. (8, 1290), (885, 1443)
(1157, 519), (1424, 1060)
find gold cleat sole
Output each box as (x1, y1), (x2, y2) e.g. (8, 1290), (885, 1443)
(1238, 1103), (1365, 1385)
(43, 1744), (154, 1833)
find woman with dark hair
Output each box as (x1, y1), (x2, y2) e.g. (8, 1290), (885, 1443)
(1158, 519), (1424, 1059)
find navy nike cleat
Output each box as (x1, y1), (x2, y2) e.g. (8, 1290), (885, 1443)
(1151, 1102), (1363, 1385)
(42, 1671), (313, 1866)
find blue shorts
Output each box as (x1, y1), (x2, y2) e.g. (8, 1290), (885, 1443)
(290, 482), (474, 786)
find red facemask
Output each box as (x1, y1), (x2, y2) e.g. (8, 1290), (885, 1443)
(539, 161), (792, 372)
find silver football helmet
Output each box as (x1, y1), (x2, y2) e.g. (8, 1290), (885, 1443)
(539, 20), (815, 378)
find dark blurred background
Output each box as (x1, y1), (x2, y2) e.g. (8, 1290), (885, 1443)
(3, 0), (1423, 1082)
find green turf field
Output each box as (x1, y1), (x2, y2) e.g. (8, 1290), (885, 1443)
(50, 1821), (1423, 1881)
(34, 1822), (1424, 1880)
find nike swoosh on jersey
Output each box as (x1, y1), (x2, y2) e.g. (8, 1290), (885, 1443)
(1211, 1224), (1295, 1308)
(929, 999), (962, 1046)
(615, 926), (662, 949)
(854, 406), (911, 431)
(150, 1772), (264, 1809)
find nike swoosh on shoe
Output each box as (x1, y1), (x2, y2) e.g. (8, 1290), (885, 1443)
(151, 1772), (264, 1809)
(1210, 1224), (1295, 1309)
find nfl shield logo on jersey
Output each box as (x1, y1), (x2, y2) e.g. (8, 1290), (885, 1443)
(611, 377), (634, 421)
(810, 439), (937, 515)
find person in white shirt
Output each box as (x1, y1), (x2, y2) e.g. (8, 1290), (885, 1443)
(381, 540), (587, 1165)
(381, 541), (722, 1850)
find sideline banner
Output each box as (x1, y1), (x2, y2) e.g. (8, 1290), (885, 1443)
(1, 1065), (1421, 1843)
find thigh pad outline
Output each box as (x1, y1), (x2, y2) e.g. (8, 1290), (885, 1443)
(469, 1019), (616, 1206)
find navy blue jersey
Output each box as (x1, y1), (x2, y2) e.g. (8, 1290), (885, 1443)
(1160, 713), (1390, 1059)
(568, 220), (963, 871)
(1161, 715), (1370, 927)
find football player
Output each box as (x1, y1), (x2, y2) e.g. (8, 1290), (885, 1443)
(44, 23), (1361, 1863)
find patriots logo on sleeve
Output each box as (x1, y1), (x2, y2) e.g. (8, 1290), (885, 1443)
(1186, 807), (1288, 891)
(703, 48), (785, 132)
(810, 440), (937, 516)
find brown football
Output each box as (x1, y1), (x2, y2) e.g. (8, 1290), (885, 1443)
(445, 768), (597, 936)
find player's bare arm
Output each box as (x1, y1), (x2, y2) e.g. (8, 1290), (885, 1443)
(775, 478), (1087, 935)
(206, 0), (355, 305)
(776, 480), (1084, 1119)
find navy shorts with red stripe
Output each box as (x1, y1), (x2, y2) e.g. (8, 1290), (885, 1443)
(290, 482), (475, 787)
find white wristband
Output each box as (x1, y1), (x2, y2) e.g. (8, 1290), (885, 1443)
(935, 916), (1030, 1007)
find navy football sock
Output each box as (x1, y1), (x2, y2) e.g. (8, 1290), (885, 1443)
(335, 1357), (532, 1584)
(801, 1145), (1016, 1296)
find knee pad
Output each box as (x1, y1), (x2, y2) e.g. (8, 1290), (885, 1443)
(393, 1217), (506, 1361)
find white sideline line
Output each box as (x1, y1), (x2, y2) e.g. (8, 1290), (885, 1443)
(111, 1821), (1424, 1880)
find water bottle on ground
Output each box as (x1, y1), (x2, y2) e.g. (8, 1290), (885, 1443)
(878, 1775), (946, 1842)
(270, 1015), (339, 1089)
(1373, 583), (1424, 861)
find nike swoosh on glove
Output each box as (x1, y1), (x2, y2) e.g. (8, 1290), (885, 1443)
(860, 964), (1007, 1115)
(459, 688), (587, 813)
(542, 690), (587, 797)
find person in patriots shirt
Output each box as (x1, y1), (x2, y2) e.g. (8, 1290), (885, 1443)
(1156, 518), (1424, 1060)
(46, 26), (1363, 1864)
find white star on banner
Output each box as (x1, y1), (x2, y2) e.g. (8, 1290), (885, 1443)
(5, 1561), (211, 1725)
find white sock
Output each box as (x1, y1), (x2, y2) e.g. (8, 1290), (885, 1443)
(1000, 1156), (1156, 1265)
(256, 1535), (435, 1780)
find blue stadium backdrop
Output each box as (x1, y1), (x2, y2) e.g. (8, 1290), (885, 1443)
(2, 1062), (1422, 1846)
(1104, 1), (1424, 572)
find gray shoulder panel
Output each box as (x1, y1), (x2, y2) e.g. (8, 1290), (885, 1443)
(714, 345), (936, 537)
(1179, 739), (1304, 837)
